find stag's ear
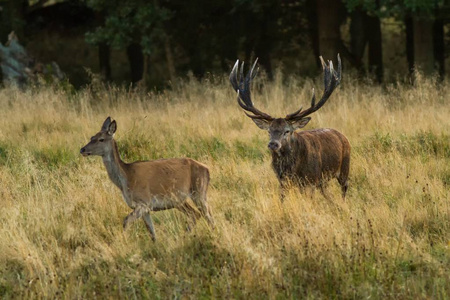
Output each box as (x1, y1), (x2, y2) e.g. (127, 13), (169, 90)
(290, 117), (311, 130)
(101, 117), (112, 131)
(107, 120), (117, 136)
(251, 118), (271, 130)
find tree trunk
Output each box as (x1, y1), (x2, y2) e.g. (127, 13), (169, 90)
(349, 8), (367, 76)
(433, 17), (445, 80)
(413, 17), (434, 75)
(254, 13), (273, 79)
(8, 0), (27, 39)
(366, 13), (383, 83)
(316, 0), (342, 59)
(405, 16), (414, 77)
(0, 4), (12, 44)
(141, 54), (149, 88)
(186, 34), (204, 78)
(164, 36), (176, 83)
(306, 0), (320, 67)
(126, 42), (144, 85)
(98, 43), (111, 81)
(350, 9), (367, 58)
(95, 11), (111, 82)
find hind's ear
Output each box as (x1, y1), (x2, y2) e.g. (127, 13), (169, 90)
(101, 116), (112, 131)
(108, 120), (117, 136)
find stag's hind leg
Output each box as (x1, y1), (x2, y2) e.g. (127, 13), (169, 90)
(337, 155), (350, 199)
(318, 181), (333, 201)
(338, 178), (349, 199)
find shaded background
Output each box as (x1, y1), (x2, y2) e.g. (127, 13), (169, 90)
(0, 0), (449, 88)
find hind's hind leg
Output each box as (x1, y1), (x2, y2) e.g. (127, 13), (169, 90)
(191, 175), (215, 228)
(177, 202), (202, 231)
(192, 192), (214, 228)
(191, 189), (214, 228)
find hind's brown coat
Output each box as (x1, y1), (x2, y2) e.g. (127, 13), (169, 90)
(80, 117), (214, 241)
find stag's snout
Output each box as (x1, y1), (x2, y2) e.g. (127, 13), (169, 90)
(268, 140), (281, 151)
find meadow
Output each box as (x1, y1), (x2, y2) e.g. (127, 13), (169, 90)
(0, 71), (448, 299)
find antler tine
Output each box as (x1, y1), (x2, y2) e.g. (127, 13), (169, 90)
(311, 87), (316, 107)
(249, 58), (258, 81)
(239, 60), (245, 92)
(336, 53), (342, 82)
(230, 60), (240, 92)
(229, 58), (273, 121)
(286, 54), (341, 121)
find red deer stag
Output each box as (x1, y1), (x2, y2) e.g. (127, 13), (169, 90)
(80, 117), (214, 241)
(230, 55), (350, 200)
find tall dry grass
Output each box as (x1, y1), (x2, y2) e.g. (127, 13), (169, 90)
(0, 72), (448, 299)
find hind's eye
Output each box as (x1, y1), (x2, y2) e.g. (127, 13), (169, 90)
(99, 138), (105, 142)
(284, 131), (290, 135)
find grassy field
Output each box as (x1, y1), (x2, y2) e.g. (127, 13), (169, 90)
(0, 72), (449, 299)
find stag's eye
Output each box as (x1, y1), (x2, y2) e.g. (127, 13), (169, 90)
(284, 130), (290, 135)
(99, 138), (105, 142)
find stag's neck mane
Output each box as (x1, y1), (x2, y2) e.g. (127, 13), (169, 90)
(271, 135), (304, 180)
(102, 139), (128, 191)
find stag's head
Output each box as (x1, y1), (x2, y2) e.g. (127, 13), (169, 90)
(80, 117), (117, 157)
(229, 55), (341, 153)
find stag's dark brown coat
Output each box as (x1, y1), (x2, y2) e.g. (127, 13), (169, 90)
(271, 127), (350, 198)
(230, 55), (350, 199)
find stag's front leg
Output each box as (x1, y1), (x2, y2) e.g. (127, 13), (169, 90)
(318, 182), (332, 201)
(279, 180), (289, 203)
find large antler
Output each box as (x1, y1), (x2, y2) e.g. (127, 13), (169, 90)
(229, 59), (274, 121)
(286, 54), (342, 121)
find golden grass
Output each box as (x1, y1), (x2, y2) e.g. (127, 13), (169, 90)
(0, 73), (449, 299)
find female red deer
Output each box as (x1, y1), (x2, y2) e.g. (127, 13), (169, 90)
(80, 117), (214, 241)
(230, 55), (350, 200)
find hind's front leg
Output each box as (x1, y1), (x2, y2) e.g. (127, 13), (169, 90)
(123, 206), (145, 230)
(142, 212), (156, 242)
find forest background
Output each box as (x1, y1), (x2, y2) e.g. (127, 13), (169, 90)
(0, 0), (449, 88)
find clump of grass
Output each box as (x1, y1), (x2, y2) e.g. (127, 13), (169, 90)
(364, 131), (449, 158)
(0, 74), (448, 298)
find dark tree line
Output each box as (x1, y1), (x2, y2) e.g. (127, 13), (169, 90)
(0, 0), (449, 87)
